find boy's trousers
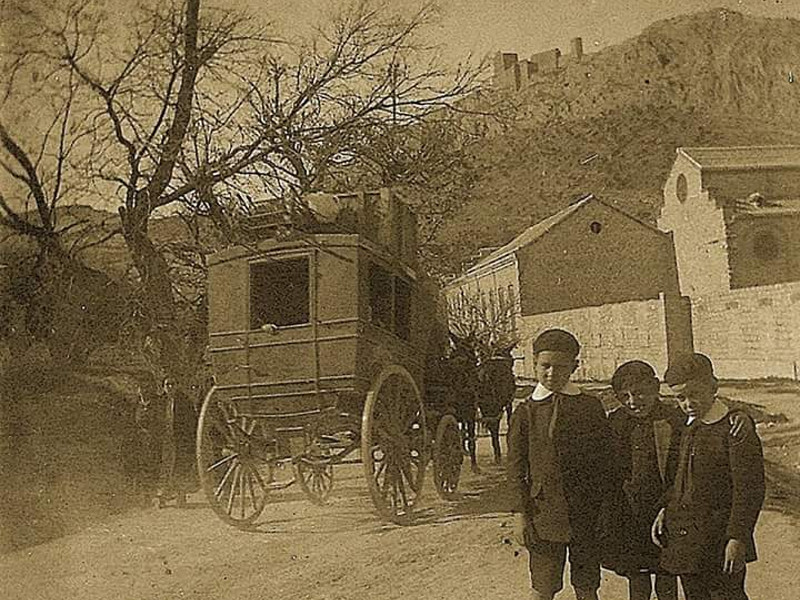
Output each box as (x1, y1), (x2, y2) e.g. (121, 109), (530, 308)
(679, 568), (748, 600)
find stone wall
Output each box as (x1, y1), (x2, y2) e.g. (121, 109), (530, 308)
(691, 281), (800, 379)
(517, 296), (671, 382)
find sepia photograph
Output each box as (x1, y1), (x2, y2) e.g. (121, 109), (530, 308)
(1, 0), (799, 598)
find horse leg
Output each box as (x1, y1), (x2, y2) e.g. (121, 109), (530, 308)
(465, 418), (478, 473)
(488, 418), (501, 464)
(504, 402), (513, 451)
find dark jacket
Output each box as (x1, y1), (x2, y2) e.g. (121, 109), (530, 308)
(507, 391), (615, 545)
(600, 402), (684, 574)
(660, 406), (765, 574)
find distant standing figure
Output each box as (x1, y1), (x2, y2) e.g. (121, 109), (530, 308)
(652, 353), (765, 600)
(477, 351), (516, 464)
(157, 377), (199, 507)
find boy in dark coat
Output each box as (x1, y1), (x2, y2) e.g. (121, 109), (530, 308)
(508, 329), (615, 600)
(651, 354), (765, 600)
(601, 361), (682, 600)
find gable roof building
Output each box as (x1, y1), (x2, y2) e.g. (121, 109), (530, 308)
(445, 194), (691, 380)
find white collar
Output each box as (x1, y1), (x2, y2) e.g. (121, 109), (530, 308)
(530, 381), (581, 401)
(686, 398), (729, 425)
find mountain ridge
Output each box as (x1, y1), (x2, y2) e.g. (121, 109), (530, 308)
(435, 8), (800, 269)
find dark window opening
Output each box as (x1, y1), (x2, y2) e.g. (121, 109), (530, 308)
(368, 262), (413, 340)
(369, 263), (393, 331)
(395, 277), (412, 340)
(250, 257), (309, 329)
(676, 174), (688, 203)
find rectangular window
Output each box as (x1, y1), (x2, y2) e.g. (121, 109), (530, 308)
(368, 262), (413, 340)
(250, 257), (310, 329)
(395, 277), (412, 340)
(369, 263), (393, 331)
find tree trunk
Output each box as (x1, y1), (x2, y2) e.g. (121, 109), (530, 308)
(119, 205), (186, 382)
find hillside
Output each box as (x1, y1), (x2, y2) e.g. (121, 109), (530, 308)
(0, 205), (199, 279)
(437, 8), (800, 267)
(4, 10), (800, 277)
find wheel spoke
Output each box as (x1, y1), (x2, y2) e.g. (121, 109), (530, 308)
(238, 466), (246, 519)
(214, 460), (237, 500)
(243, 463), (265, 511)
(250, 462), (268, 494)
(206, 452), (237, 473)
(373, 456), (387, 486)
(396, 465), (409, 509)
(225, 464), (241, 516)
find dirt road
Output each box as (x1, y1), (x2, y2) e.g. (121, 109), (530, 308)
(4, 437), (799, 600)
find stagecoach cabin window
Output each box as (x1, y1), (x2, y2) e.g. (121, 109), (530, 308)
(395, 277), (412, 340)
(368, 263), (393, 330)
(250, 257), (310, 329)
(368, 262), (412, 340)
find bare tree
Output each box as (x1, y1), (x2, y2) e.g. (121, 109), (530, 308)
(445, 285), (520, 361)
(2, 0), (490, 381)
(0, 24), (126, 365)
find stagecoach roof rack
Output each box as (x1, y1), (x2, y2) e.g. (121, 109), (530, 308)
(239, 188), (419, 265)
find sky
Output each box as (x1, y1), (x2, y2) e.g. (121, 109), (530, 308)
(2, 0), (800, 214)
(252, 0), (800, 63)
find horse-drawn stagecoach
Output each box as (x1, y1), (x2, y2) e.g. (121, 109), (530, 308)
(196, 189), (465, 526)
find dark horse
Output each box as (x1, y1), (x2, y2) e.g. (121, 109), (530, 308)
(444, 334), (481, 473)
(424, 331), (481, 473)
(477, 349), (516, 464)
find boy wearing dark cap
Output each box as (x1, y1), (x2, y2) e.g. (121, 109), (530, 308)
(651, 353), (765, 600)
(508, 329), (615, 600)
(601, 360), (682, 600)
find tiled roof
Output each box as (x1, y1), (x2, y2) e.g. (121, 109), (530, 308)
(678, 146), (800, 171)
(462, 194), (593, 274)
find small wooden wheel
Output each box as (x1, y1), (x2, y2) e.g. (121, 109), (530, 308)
(295, 458), (334, 505)
(361, 365), (429, 524)
(196, 388), (272, 528)
(433, 414), (463, 500)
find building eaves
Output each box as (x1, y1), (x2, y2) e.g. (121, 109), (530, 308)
(731, 197), (800, 217)
(461, 194), (593, 276)
(678, 146), (800, 171)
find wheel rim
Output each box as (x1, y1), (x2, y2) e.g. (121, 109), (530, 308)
(361, 365), (429, 524)
(296, 458), (334, 505)
(196, 388), (272, 528)
(434, 414), (463, 500)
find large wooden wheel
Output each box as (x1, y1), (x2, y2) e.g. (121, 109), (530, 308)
(196, 388), (272, 528)
(433, 414), (463, 500)
(361, 365), (429, 524)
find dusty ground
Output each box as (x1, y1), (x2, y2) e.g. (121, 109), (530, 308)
(3, 382), (800, 600)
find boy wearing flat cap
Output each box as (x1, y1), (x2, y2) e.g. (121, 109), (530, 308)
(600, 360), (682, 600)
(508, 329), (615, 600)
(651, 353), (765, 600)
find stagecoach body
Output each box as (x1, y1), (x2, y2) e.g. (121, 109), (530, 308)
(198, 190), (463, 527)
